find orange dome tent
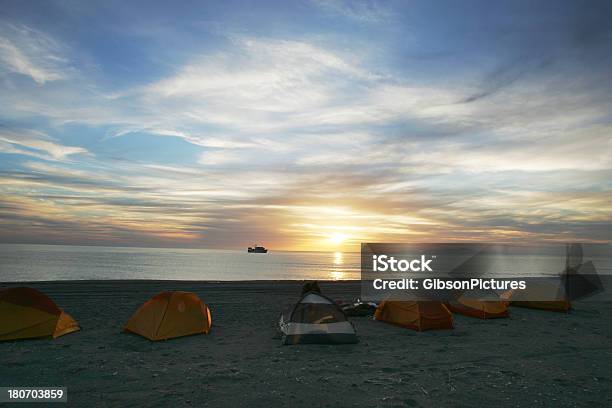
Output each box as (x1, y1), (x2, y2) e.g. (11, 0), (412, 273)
(446, 290), (509, 319)
(447, 297), (509, 319)
(124, 291), (212, 341)
(0, 287), (80, 341)
(375, 301), (453, 331)
(502, 287), (571, 313)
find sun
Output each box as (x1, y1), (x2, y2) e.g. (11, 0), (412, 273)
(328, 232), (348, 245)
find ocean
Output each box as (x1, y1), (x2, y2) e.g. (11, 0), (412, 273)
(1, 243), (610, 282)
(0, 244), (361, 282)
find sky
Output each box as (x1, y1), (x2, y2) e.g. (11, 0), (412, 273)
(0, 0), (611, 251)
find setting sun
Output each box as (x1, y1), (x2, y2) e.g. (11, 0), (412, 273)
(328, 232), (348, 245)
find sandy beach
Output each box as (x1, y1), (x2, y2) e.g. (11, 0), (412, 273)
(0, 280), (610, 407)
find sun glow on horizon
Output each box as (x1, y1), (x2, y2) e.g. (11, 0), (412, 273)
(328, 232), (348, 245)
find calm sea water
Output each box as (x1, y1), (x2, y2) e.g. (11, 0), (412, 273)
(0, 244), (610, 282)
(0, 244), (361, 282)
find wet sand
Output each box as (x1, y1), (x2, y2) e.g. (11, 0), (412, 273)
(1, 280), (611, 407)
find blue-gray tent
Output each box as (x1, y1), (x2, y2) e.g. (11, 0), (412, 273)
(279, 291), (358, 345)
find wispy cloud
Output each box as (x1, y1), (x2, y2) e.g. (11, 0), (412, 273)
(0, 23), (70, 84)
(0, 128), (88, 161)
(310, 0), (393, 23)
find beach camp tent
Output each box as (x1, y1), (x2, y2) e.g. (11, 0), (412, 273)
(375, 301), (453, 331)
(504, 286), (571, 313)
(124, 291), (212, 341)
(503, 244), (602, 313)
(446, 290), (509, 319)
(502, 278), (571, 313)
(446, 297), (509, 319)
(0, 287), (80, 341)
(279, 291), (358, 345)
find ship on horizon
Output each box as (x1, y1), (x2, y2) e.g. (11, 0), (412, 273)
(248, 245), (268, 253)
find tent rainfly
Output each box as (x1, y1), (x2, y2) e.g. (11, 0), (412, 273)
(124, 291), (212, 341)
(375, 301), (453, 331)
(0, 287), (80, 341)
(502, 280), (571, 313)
(446, 290), (510, 319)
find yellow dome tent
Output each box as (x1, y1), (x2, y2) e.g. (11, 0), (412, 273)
(375, 301), (453, 331)
(0, 287), (80, 341)
(124, 291), (212, 341)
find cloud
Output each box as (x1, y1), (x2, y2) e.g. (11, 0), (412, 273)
(1, 148), (610, 250)
(113, 127), (257, 149)
(0, 23), (70, 84)
(3, 31), (607, 164)
(0, 128), (88, 161)
(114, 33), (611, 164)
(310, 0), (392, 23)
(142, 37), (373, 114)
(0, 3), (611, 249)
